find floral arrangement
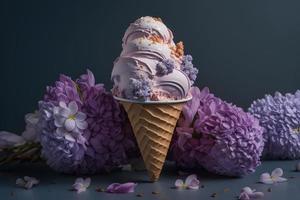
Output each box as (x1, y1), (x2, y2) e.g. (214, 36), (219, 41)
(170, 87), (264, 176)
(39, 70), (139, 174)
(0, 70), (139, 174)
(249, 91), (300, 159)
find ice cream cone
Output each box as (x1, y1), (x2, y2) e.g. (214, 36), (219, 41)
(120, 100), (184, 181)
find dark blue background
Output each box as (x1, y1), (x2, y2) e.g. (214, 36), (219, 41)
(1, 0), (300, 133)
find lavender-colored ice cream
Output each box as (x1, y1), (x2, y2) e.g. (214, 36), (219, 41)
(111, 16), (198, 101)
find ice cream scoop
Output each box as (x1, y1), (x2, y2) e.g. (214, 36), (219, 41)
(111, 16), (198, 101)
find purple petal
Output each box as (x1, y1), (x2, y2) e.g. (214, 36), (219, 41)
(106, 182), (137, 193)
(0, 131), (25, 148)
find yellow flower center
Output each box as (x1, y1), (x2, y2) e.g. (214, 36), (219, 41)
(68, 115), (76, 120)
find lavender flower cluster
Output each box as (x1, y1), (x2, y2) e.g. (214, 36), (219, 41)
(170, 87), (264, 176)
(126, 77), (152, 100)
(39, 70), (138, 174)
(156, 59), (175, 76)
(249, 91), (300, 159)
(181, 55), (198, 85)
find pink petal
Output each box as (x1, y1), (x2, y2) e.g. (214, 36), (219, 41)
(59, 101), (67, 108)
(185, 174), (200, 190)
(106, 182), (137, 193)
(175, 179), (184, 188)
(64, 119), (76, 131)
(259, 173), (273, 184)
(271, 168), (283, 178)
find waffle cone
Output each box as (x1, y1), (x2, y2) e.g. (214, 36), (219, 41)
(121, 101), (183, 181)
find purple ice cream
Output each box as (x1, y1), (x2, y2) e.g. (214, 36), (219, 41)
(111, 16), (198, 101)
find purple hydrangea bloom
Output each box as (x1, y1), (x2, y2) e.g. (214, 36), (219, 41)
(44, 74), (81, 107)
(170, 87), (264, 176)
(181, 55), (198, 85)
(39, 70), (138, 174)
(156, 59), (175, 76)
(126, 77), (152, 100)
(248, 91), (300, 159)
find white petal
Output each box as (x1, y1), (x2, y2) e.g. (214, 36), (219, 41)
(83, 178), (91, 188)
(24, 112), (39, 125)
(53, 107), (59, 115)
(24, 176), (39, 184)
(75, 112), (86, 121)
(64, 119), (76, 132)
(175, 179), (184, 188)
(239, 192), (250, 200)
(77, 187), (86, 193)
(59, 108), (70, 118)
(271, 168), (283, 178)
(249, 192), (264, 199)
(185, 174), (199, 190)
(75, 178), (84, 184)
(68, 101), (78, 115)
(65, 134), (76, 142)
(56, 127), (66, 136)
(16, 178), (26, 187)
(241, 187), (253, 194)
(24, 181), (34, 189)
(76, 120), (88, 130)
(54, 115), (65, 127)
(274, 177), (287, 183)
(259, 173), (273, 184)
(59, 101), (67, 108)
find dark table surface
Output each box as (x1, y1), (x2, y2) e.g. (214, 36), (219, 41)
(0, 160), (299, 200)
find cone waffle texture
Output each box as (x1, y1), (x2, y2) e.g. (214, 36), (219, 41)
(121, 101), (183, 181)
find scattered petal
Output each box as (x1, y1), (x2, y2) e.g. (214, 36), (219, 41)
(260, 168), (287, 184)
(106, 182), (137, 193)
(72, 177), (91, 193)
(185, 174), (200, 190)
(271, 168), (283, 178)
(175, 179), (185, 189)
(259, 173), (273, 184)
(239, 187), (264, 200)
(174, 174), (200, 190)
(16, 176), (39, 189)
